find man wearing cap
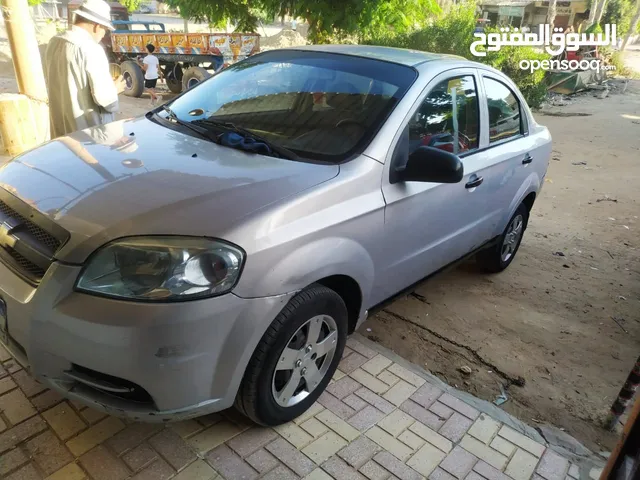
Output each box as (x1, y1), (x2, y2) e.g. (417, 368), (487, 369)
(44, 0), (126, 139)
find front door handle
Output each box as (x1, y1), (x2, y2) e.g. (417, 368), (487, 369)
(522, 153), (533, 165)
(465, 176), (484, 189)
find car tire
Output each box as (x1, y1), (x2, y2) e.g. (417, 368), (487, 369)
(182, 66), (211, 90)
(477, 203), (529, 273)
(120, 61), (145, 98)
(235, 284), (348, 426)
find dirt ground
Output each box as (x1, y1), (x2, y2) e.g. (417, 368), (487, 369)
(1, 29), (639, 454)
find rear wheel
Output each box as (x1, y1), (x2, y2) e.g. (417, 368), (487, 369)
(120, 61), (144, 98)
(477, 203), (528, 273)
(164, 63), (183, 94)
(182, 66), (211, 90)
(235, 285), (347, 426)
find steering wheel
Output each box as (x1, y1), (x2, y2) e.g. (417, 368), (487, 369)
(335, 118), (366, 129)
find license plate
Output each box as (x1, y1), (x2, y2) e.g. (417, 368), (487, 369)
(0, 298), (8, 345)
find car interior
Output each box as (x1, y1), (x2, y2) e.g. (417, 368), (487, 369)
(209, 72), (399, 159)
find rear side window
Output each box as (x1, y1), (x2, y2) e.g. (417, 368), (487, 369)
(484, 78), (523, 143)
(408, 75), (479, 155)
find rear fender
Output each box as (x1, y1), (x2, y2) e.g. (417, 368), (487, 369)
(495, 172), (540, 236)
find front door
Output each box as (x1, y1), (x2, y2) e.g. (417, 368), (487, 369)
(373, 69), (496, 304)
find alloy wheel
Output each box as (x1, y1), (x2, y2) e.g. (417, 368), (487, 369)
(272, 315), (338, 408)
(501, 213), (524, 263)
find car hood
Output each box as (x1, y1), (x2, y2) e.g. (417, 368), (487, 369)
(0, 117), (339, 263)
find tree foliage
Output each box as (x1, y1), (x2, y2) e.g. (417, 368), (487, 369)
(165, 0), (439, 40)
(120, 0), (142, 13)
(602, 0), (640, 34)
(164, 0), (259, 32)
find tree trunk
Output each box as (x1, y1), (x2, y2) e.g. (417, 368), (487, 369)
(595, 0), (608, 24)
(0, 0), (49, 149)
(547, 0), (557, 27)
(587, 0), (599, 27)
(622, 0), (640, 50)
(183, 17), (189, 33)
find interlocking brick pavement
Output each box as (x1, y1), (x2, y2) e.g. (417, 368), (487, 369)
(0, 336), (604, 480)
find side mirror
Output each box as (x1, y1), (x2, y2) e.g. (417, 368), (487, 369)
(395, 146), (464, 184)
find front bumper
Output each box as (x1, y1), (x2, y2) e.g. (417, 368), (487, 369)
(0, 260), (294, 422)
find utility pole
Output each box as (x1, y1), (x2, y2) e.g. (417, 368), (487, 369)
(0, 0), (49, 155)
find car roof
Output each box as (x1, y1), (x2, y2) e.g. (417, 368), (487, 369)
(281, 44), (470, 67)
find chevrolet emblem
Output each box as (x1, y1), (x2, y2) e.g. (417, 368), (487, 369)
(0, 219), (19, 249)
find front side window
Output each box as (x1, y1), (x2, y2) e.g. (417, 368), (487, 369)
(408, 75), (479, 156)
(164, 50), (418, 163)
(484, 77), (522, 143)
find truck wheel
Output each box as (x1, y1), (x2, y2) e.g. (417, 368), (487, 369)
(235, 285), (347, 426)
(477, 203), (529, 273)
(182, 66), (211, 90)
(120, 61), (144, 98)
(164, 63), (183, 94)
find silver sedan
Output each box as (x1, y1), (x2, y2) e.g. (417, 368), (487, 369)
(0, 45), (551, 425)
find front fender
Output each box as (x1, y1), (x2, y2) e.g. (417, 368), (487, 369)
(236, 236), (375, 307)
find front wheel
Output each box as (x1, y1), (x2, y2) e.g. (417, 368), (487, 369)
(477, 203), (528, 273)
(235, 285), (348, 426)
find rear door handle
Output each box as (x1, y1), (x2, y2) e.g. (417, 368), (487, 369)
(465, 177), (484, 189)
(522, 153), (533, 165)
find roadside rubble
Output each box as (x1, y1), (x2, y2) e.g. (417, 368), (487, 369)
(539, 77), (630, 113)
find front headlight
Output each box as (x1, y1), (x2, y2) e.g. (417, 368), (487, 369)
(76, 237), (244, 301)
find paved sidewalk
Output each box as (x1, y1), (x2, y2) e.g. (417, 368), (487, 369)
(0, 335), (606, 480)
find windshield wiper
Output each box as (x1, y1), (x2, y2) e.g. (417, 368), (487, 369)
(192, 118), (299, 160)
(155, 105), (216, 142)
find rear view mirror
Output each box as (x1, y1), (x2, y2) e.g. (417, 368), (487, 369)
(396, 146), (464, 184)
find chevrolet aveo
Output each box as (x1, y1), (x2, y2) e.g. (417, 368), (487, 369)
(0, 45), (551, 425)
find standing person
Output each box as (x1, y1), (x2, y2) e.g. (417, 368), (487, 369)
(140, 44), (162, 106)
(44, 0), (126, 139)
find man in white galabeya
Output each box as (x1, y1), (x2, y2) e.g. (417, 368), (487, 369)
(44, 0), (126, 139)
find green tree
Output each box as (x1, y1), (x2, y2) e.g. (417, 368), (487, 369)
(121, 0), (142, 13)
(602, 0), (636, 34)
(166, 0), (438, 42)
(163, 0), (259, 33)
(358, 0), (441, 40)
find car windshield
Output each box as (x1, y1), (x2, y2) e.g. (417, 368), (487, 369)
(164, 50), (418, 162)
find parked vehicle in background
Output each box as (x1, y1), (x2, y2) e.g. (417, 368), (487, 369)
(0, 46), (551, 426)
(109, 20), (260, 96)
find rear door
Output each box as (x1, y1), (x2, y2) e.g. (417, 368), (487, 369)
(475, 72), (540, 237)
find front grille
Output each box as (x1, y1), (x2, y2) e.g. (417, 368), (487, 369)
(7, 249), (46, 278)
(0, 192), (69, 284)
(0, 200), (61, 252)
